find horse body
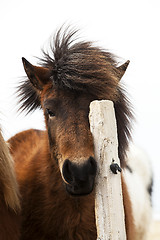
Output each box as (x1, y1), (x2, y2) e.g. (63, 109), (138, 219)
(8, 27), (152, 239)
(9, 129), (137, 240)
(124, 145), (152, 240)
(0, 129), (20, 240)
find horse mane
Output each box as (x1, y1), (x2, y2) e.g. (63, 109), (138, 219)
(18, 27), (133, 166)
(0, 129), (20, 212)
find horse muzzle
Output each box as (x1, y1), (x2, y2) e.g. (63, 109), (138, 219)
(62, 157), (97, 196)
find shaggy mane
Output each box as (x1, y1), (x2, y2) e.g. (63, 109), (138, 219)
(0, 129), (20, 211)
(18, 27), (133, 166)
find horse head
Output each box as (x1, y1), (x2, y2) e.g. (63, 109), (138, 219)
(19, 29), (130, 196)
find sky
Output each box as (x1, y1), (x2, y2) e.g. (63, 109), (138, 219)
(0, 0), (160, 218)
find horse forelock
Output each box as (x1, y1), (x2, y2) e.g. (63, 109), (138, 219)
(40, 28), (120, 99)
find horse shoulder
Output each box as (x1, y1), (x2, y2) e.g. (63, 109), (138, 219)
(8, 129), (46, 183)
(8, 129), (44, 155)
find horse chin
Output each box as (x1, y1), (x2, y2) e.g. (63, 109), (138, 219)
(65, 183), (94, 197)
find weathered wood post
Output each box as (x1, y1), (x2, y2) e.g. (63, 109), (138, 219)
(89, 100), (126, 240)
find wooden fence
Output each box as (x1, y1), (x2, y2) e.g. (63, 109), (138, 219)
(89, 100), (126, 240)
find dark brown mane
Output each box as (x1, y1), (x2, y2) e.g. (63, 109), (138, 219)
(18, 28), (133, 166)
(41, 29), (121, 98)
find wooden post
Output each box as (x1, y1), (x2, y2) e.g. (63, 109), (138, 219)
(89, 100), (126, 240)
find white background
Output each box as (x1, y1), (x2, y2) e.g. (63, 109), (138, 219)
(0, 0), (160, 219)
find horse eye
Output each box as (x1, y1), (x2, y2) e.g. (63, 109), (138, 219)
(46, 108), (55, 117)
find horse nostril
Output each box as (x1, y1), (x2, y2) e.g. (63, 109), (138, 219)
(62, 159), (73, 184)
(63, 157), (97, 195)
(88, 156), (97, 176)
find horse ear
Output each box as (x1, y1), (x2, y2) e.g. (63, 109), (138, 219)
(117, 60), (130, 80)
(22, 57), (51, 90)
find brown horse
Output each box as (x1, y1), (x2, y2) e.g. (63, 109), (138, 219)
(0, 128), (20, 240)
(8, 28), (152, 240)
